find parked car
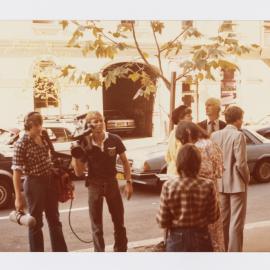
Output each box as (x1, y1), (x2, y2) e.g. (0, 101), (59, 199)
(116, 127), (270, 188)
(0, 124), (76, 209)
(105, 110), (136, 134)
(244, 115), (270, 139)
(0, 127), (20, 145)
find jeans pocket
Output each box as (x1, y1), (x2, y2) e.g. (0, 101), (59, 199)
(166, 232), (185, 252)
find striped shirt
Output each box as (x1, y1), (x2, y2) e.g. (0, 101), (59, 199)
(156, 176), (220, 229)
(12, 133), (52, 176)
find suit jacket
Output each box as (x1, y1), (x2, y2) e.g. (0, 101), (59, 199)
(211, 125), (250, 193)
(198, 119), (227, 132)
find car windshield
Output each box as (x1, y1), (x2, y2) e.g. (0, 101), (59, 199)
(255, 115), (270, 126)
(244, 128), (270, 143)
(0, 130), (17, 145)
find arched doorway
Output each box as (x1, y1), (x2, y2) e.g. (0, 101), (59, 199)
(102, 62), (157, 137)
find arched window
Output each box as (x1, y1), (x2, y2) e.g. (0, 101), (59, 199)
(33, 60), (60, 109)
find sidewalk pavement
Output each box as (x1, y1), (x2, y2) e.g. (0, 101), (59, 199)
(75, 221), (270, 252)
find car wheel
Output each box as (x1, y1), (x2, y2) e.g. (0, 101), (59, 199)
(254, 159), (270, 183)
(0, 177), (13, 209)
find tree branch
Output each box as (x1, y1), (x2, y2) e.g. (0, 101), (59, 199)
(175, 68), (193, 81)
(131, 23), (171, 89)
(160, 25), (192, 53)
(71, 20), (120, 46)
(150, 21), (164, 76)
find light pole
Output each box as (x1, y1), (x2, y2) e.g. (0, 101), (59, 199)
(169, 71), (176, 133)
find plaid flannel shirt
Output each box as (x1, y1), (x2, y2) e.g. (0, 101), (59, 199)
(156, 176), (220, 229)
(12, 133), (52, 176)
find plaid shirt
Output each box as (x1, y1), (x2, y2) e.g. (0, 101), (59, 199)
(12, 133), (52, 176)
(156, 176), (220, 229)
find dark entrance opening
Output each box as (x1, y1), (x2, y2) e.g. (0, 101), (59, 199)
(102, 62), (156, 138)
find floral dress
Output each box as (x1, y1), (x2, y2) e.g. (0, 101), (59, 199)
(195, 139), (225, 252)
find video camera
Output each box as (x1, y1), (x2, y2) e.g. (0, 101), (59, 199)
(71, 123), (94, 159)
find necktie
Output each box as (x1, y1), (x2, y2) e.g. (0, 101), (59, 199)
(210, 121), (215, 134)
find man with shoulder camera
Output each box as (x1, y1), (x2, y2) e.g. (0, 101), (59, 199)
(12, 111), (67, 252)
(71, 111), (133, 252)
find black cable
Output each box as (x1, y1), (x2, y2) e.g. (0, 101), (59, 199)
(68, 198), (93, 244)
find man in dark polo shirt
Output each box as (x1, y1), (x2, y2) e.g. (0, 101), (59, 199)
(72, 111), (133, 252)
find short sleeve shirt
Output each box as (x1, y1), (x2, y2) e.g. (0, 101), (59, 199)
(82, 132), (126, 182)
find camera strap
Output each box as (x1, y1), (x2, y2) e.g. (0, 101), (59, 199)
(15, 211), (24, 225)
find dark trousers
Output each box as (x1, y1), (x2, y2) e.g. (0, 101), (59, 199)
(88, 179), (127, 252)
(166, 227), (213, 252)
(23, 175), (68, 252)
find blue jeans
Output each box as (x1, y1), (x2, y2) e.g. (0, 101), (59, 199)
(166, 227), (213, 252)
(23, 175), (67, 252)
(88, 179), (127, 252)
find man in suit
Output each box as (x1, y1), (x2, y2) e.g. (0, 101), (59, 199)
(198, 97), (226, 134)
(211, 105), (250, 252)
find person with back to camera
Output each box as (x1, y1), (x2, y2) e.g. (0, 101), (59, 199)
(211, 105), (250, 252)
(12, 111), (67, 252)
(156, 144), (220, 252)
(175, 121), (225, 251)
(71, 111), (133, 252)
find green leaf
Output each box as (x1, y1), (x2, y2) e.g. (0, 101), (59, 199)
(92, 27), (103, 37)
(251, 44), (260, 49)
(142, 52), (149, 58)
(219, 21), (233, 33)
(117, 42), (128, 51)
(60, 65), (75, 77)
(129, 72), (140, 82)
(112, 32), (121, 38)
(119, 21), (133, 32)
(217, 59), (239, 71)
(151, 21), (164, 34)
(59, 20), (68, 30)
(197, 73), (204, 81)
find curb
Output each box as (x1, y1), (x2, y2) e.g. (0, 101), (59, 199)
(73, 237), (163, 252)
(73, 220), (270, 252)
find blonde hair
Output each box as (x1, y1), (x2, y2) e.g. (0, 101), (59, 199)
(205, 97), (221, 113)
(85, 111), (103, 123)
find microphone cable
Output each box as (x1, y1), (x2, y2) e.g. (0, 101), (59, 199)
(68, 198), (93, 244)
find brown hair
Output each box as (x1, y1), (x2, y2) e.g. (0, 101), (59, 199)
(24, 111), (43, 131)
(176, 144), (201, 177)
(175, 121), (209, 145)
(224, 106), (244, 124)
(171, 105), (192, 125)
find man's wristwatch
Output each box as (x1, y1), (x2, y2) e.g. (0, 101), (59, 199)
(126, 179), (132, 184)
